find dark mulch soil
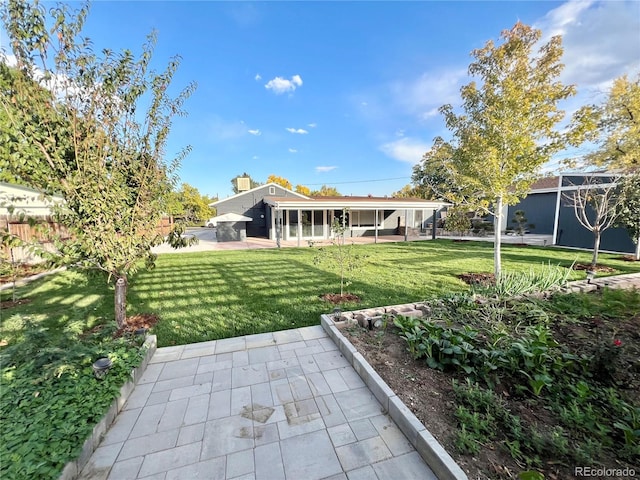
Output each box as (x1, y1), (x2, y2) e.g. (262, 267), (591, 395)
(113, 313), (160, 339)
(320, 293), (361, 304)
(458, 272), (495, 287)
(573, 263), (616, 273)
(620, 255), (639, 262)
(341, 302), (640, 480)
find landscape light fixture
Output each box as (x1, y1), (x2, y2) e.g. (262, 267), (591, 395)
(92, 357), (113, 380)
(332, 307), (342, 320)
(586, 270), (596, 284)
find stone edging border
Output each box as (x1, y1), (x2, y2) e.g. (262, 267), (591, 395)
(321, 314), (469, 480)
(59, 335), (158, 480)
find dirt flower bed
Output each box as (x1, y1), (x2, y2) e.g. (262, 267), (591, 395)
(340, 288), (640, 480)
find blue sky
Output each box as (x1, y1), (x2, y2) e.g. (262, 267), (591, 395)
(3, 1), (640, 198)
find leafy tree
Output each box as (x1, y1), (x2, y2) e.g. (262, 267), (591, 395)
(443, 206), (472, 237)
(177, 183), (213, 224)
(310, 185), (341, 197)
(295, 184), (311, 196)
(564, 176), (621, 268)
(230, 172), (261, 193)
(570, 73), (639, 172)
(165, 190), (185, 219)
(0, 0), (196, 328)
(568, 74), (639, 260)
(266, 174), (292, 190)
(411, 153), (461, 201)
(0, 63), (76, 188)
(392, 184), (419, 198)
(615, 173), (640, 260)
(412, 22), (575, 276)
(511, 210), (534, 243)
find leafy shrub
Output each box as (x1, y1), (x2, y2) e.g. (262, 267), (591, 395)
(427, 289), (640, 469)
(0, 319), (145, 479)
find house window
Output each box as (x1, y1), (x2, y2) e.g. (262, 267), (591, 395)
(351, 210), (381, 228)
(313, 210), (323, 236)
(288, 210), (324, 238)
(288, 210), (298, 237)
(269, 186), (276, 195)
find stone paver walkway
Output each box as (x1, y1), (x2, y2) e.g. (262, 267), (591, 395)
(79, 326), (436, 480)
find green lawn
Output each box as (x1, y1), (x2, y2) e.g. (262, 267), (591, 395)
(2, 240), (639, 346)
(6, 239), (637, 348)
(131, 241), (638, 346)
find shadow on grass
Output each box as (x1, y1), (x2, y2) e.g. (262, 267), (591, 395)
(0, 270), (114, 347)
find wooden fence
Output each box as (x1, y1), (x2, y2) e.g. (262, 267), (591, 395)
(1, 216), (174, 263)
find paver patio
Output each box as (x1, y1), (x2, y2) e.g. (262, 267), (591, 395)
(79, 325), (437, 479)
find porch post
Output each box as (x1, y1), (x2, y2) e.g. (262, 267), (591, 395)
(374, 209), (378, 244)
(404, 209), (409, 242)
(552, 175), (562, 245)
(275, 207), (281, 248)
(297, 209), (302, 247)
(432, 209), (437, 240)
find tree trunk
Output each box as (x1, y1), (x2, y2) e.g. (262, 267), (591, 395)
(635, 237), (640, 261)
(115, 276), (127, 329)
(591, 231), (601, 268)
(494, 196), (503, 278)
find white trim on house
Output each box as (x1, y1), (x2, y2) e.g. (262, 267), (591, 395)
(264, 197), (447, 210)
(0, 182), (63, 217)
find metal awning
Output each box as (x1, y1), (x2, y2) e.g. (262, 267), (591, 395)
(209, 213), (253, 222)
(263, 196), (449, 210)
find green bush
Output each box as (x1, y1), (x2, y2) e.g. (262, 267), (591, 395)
(0, 320), (145, 479)
(397, 289), (640, 469)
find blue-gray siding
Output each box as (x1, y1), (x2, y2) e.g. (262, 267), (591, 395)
(215, 185), (303, 238)
(557, 203), (635, 254)
(507, 193), (556, 234)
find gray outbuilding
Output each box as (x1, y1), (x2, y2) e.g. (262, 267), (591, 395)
(210, 212), (253, 242)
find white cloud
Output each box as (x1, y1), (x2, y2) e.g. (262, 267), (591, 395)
(285, 128), (308, 134)
(252, 155), (259, 160)
(391, 69), (467, 119)
(265, 75), (303, 94)
(248, 129), (261, 136)
(288, 148), (298, 153)
(308, 123), (317, 128)
(315, 166), (337, 172)
(535, 0), (640, 90)
(254, 74), (262, 81)
(380, 137), (429, 164)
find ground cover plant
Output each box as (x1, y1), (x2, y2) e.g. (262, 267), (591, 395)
(1, 240), (638, 478)
(344, 286), (640, 479)
(0, 272), (146, 478)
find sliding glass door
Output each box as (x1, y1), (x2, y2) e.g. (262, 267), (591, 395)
(286, 210), (325, 238)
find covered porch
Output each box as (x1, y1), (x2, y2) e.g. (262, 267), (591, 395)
(263, 196), (450, 247)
